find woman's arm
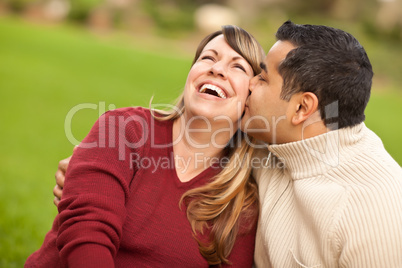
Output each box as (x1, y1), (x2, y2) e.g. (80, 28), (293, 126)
(56, 108), (146, 267)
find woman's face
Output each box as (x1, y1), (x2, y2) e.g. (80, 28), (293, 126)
(183, 35), (254, 126)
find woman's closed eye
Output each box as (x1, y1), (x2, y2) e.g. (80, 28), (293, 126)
(234, 64), (247, 73)
(201, 55), (215, 62)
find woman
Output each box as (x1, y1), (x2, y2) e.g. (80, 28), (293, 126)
(26, 25), (265, 267)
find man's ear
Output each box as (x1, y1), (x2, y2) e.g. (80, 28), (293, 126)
(291, 92), (319, 125)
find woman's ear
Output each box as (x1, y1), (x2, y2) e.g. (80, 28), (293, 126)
(291, 92), (319, 125)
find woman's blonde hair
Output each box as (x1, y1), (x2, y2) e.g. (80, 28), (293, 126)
(152, 25), (265, 265)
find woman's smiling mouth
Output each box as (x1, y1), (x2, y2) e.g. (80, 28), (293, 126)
(199, 84), (227, 99)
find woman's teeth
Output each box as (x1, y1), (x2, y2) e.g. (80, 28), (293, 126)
(199, 84), (227, 99)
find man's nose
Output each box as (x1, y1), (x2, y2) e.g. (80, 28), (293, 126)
(249, 75), (259, 93)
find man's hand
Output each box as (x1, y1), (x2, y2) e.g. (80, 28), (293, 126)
(53, 155), (71, 206)
(53, 146), (77, 206)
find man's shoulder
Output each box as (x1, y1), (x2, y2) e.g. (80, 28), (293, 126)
(340, 128), (400, 181)
(330, 124), (400, 184)
(331, 146), (402, 202)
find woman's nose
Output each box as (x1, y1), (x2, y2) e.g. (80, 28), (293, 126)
(210, 62), (227, 79)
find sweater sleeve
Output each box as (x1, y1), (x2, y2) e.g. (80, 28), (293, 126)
(56, 108), (148, 267)
(335, 176), (402, 267)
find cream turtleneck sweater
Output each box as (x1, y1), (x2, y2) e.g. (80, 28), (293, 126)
(253, 123), (402, 268)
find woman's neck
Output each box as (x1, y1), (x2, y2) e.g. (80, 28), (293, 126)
(172, 115), (235, 182)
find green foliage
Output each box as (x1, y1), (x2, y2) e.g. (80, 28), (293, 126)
(5, 0), (37, 13)
(68, 0), (103, 22)
(363, 20), (402, 42)
(141, 0), (195, 34)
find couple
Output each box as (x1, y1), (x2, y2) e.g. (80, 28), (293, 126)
(26, 21), (402, 267)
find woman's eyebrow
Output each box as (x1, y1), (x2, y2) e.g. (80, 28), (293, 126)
(203, 49), (218, 55)
(203, 49), (246, 62)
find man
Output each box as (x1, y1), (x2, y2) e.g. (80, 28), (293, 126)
(241, 20), (402, 267)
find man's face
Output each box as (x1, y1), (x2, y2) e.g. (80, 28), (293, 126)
(241, 40), (297, 144)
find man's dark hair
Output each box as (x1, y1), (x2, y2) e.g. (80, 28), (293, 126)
(276, 20), (373, 129)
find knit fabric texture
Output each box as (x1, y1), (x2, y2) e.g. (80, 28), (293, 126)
(26, 107), (256, 268)
(253, 123), (402, 267)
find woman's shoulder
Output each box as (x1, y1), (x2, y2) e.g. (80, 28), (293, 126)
(101, 106), (156, 126)
(100, 106), (172, 140)
(106, 106), (151, 118)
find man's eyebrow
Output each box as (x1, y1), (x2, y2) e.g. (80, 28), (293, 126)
(260, 62), (267, 72)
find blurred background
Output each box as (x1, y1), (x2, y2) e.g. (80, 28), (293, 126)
(0, 0), (401, 266)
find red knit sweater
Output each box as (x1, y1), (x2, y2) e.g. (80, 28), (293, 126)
(26, 107), (256, 268)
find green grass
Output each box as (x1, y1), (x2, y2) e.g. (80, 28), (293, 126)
(0, 16), (190, 267)
(365, 89), (402, 162)
(0, 16), (401, 267)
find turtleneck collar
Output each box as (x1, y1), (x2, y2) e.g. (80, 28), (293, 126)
(267, 123), (368, 180)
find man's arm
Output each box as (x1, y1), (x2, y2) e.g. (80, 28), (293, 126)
(53, 156), (69, 206)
